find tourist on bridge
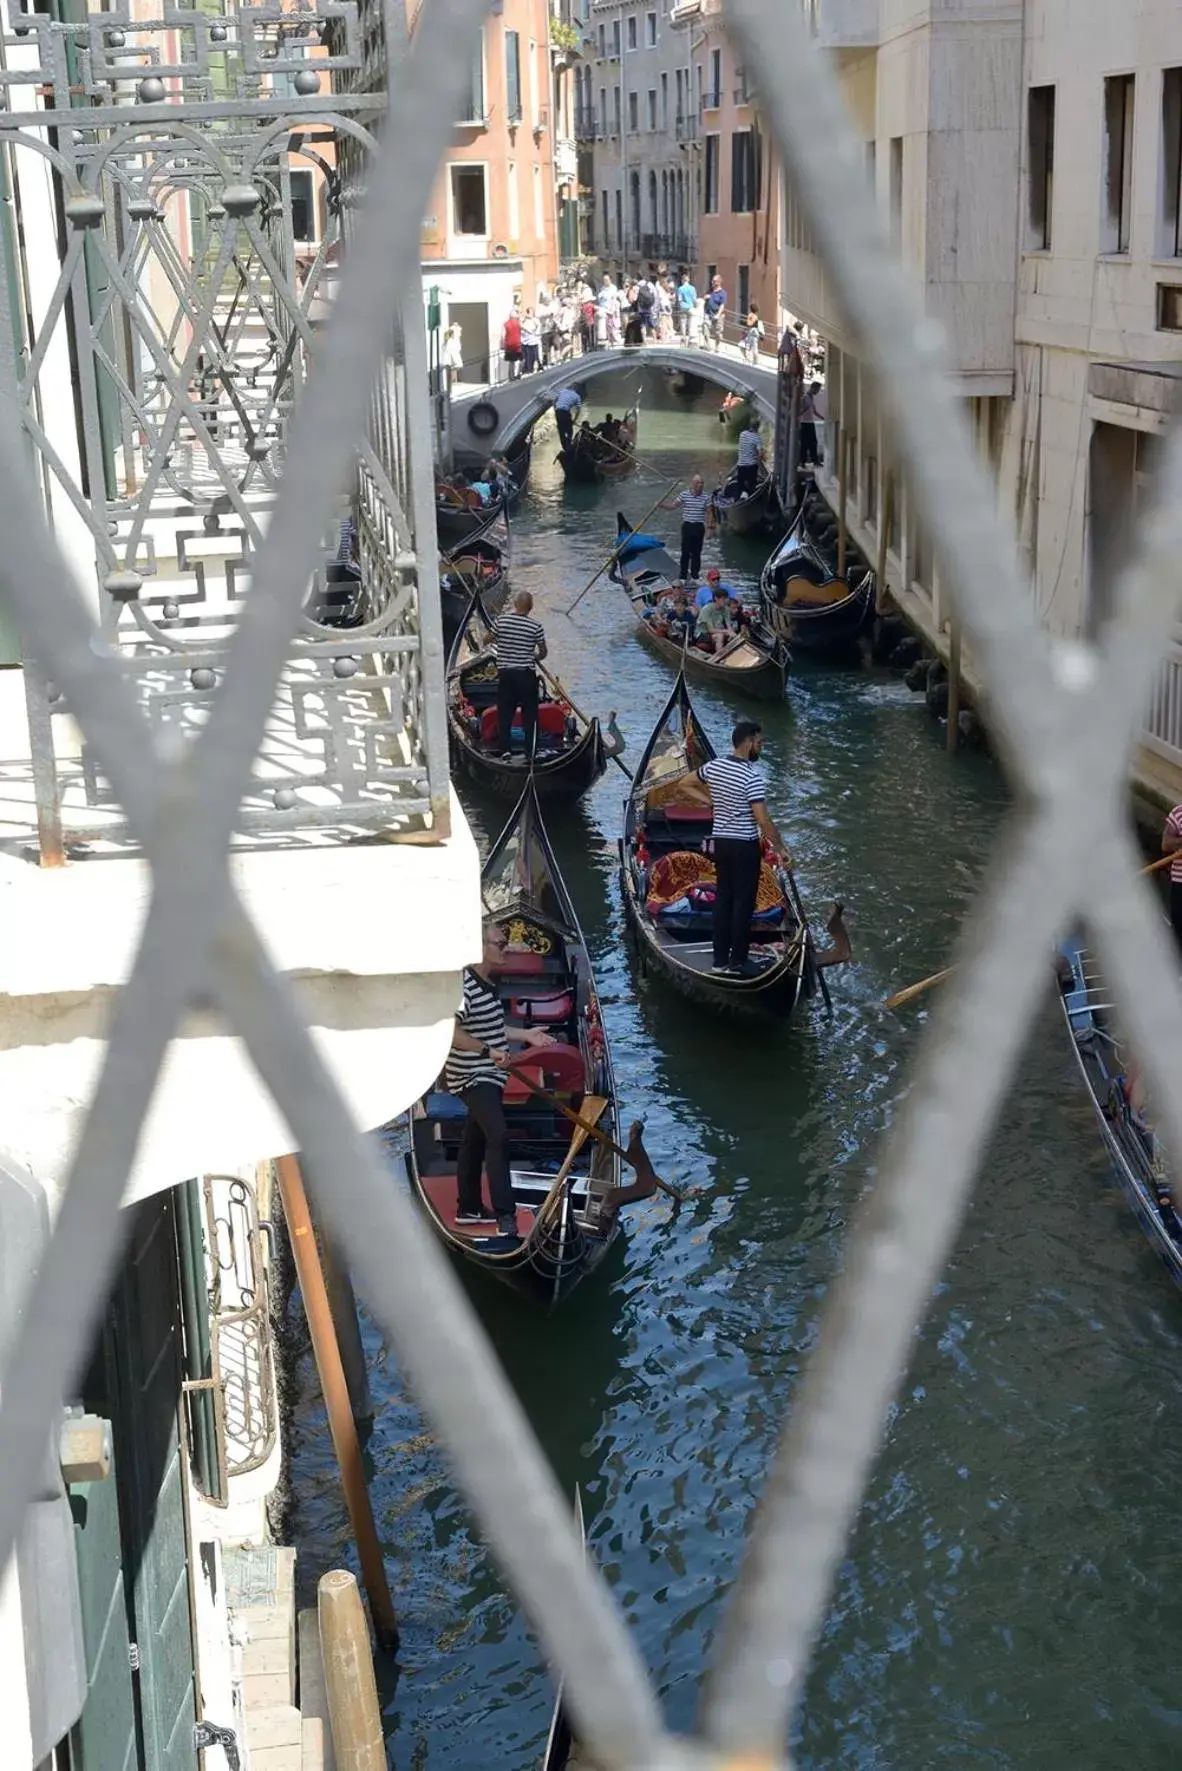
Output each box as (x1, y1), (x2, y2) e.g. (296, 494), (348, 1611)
(698, 719), (790, 978)
(596, 275), (621, 347)
(492, 590), (547, 761)
(741, 303), (765, 365)
(443, 321), (464, 386)
(703, 274), (727, 351)
(521, 307), (542, 374)
(662, 472), (715, 582)
(635, 273), (659, 338)
(734, 419), (764, 497)
(800, 380), (825, 466)
(658, 277), (674, 340)
(552, 383), (583, 453)
(675, 271), (698, 342)
(502, 309), (523, 380)
(1161, 802), (1182, 951)
(447, 923), (555, 1237)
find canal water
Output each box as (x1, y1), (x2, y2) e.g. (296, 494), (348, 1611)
(288, 374), (1182, 1769)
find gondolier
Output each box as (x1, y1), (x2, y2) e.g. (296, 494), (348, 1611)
(446, 924), (555, 1237)
(492, 590), (547, 760)
(661, 473), (714, 582)
(734, 421), (764, 498)
(699, 719), (791, 977)
(553, 384), (583, 453)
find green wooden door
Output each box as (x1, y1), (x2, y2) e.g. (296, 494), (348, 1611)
(110, 1192), (197, 1771)
(68, 1444), (138, 1771)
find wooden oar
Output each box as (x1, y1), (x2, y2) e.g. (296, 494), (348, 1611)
(534, 1096), (608, 1230)
(884, 850), (1177, 1011)
(505, 1061), (689, 1204)
(778, 861), (833, 1016)
(564, 485), (674, 615)
(536, 659), (632, 780)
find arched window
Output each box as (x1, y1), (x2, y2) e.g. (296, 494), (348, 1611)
(629, 170), (641, 248)
(648, 170), (658, 236)
(661, 169), (670, 236)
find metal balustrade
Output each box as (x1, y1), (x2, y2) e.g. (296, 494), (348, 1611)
(3, 0), (1182, 1767)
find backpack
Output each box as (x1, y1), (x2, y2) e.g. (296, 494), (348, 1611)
(636, 279), (656, 312)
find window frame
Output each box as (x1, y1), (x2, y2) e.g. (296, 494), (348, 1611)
(1101, 71), (1136, 256)
(704, 133), (720, 214)
(730, 127), (759, 214)
(504, 28), (522, 125)
(449, 162), (490, 239)
(1161, 68), (1182, 258)
(1026, 84), (1055, 252)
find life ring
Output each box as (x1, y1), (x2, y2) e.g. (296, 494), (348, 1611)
(468, 399), (499, 438)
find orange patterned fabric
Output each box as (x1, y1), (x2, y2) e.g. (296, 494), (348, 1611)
(645, 849), (783, 913)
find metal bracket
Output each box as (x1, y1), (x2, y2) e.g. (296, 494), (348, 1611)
(194, 1719), (242, 1770)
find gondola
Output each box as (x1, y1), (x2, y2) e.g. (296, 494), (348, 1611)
(446, 594), (607, 801)
(559, 406), (639, 484)
(407, 788), (657, 1306)
(540, 1487), (585, 1770)
(758, 488), (875, 653)
(712, 463), (784, 539)
(435, 486), (509, 549)
(503, 433), (532, 508)
(1058, 934), (1182, 1289)
(619, 673), (845, 1019)
(611, 515), (788, 702)
(439, 501), (510, 635)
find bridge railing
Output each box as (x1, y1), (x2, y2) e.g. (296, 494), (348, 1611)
(5, 1), (1182, 1768)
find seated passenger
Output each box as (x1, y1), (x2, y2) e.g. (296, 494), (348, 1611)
(696, 584), (739, 653)
(694, 567), (739, 610)
(658, 582), (693, 643)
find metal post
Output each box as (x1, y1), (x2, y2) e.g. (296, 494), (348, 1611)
(837, 427), (848, 579)
(947, 610), (961, 752)
(320, 1230), (374, 1428)
(276, 1154), (399, 1650)
(875, 466), (893, 616)
(318, 1570), (386, 1771)
(176, 1178), (221, 1503)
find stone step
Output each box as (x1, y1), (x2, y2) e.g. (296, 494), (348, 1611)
(297, 1606), (336, 1771)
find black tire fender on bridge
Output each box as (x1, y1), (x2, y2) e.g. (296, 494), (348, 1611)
(467, 399), (500, 438)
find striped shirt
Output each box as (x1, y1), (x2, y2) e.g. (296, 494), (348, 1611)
(1167, 806), (1182, 882)
(493, 610), (544, 670)
(678, 488), (710, 525)
(737, 428), (762, 466)
(445, 969), (506, 1093)
(699, 755), (768, 842)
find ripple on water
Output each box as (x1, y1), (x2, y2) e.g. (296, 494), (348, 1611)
(287, 386), (1182, 1770)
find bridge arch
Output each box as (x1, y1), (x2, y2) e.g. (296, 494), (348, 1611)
(449, 346), (778, 459)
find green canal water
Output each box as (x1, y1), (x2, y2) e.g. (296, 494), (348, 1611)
(288, 375), (1182, 1769)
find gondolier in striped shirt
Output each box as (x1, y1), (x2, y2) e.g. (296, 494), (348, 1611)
(661, 473), (715, 583)
(446, 924), (555, 1237)
(1161, 802), (1182, 952)
(492, 590), (547, 760)
(699, 720), (791, 977)
(734, 422), (764, 498)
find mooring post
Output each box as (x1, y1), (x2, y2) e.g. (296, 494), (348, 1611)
(276, 1155), (398, 1650)
(947, 611), (962, 751)
(318, 1570), (386, 1771)
(320, 1228), (374, 1428)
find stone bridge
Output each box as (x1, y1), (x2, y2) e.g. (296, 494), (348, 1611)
(448, 345), (779, 459)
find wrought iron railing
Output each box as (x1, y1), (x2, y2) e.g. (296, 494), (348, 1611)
(0, 0), (449, 857)
(4, 0), (1182, 1768)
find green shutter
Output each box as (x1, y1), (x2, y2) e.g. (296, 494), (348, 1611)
(109, 1194), (197, 1771)
(68, 1446), (138, 1771)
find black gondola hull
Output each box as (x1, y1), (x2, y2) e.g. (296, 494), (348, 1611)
(634, 614), (787, 701)
(619, 841), (807, 1019)
(449, 719), (607, 801)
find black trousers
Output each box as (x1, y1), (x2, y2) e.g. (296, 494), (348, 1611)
(799, 421), (820, 465)
(497, 665), (538, 756)
(1171, 880), (1182, 955)
(556, 406), (576, 451)
(680, 521), (706, 580)
(456, 1082), (515, 1219)
(734, 462), (759, 496)
(713, 837), (762, 968)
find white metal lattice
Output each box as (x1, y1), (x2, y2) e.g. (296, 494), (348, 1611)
(2, 0), (1182, 1766)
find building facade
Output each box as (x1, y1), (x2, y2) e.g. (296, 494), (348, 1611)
(576, 0), (697, 273)
(419, 0), (565, 382)
(781, 0), (1182, 807)
(673, 0), (780, 335)
(0, 0), (480, 1761)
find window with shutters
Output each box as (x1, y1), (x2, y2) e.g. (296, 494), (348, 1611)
(647, 88), (657, 131)
(628, 90), (639, 133)
(505, 29), (522, 123)
(457, 30), (486, 124)
(646, 11), (657, 46)
(1102, 73), (1135, 253)
(731, 128), (759, 213)
(704, 134), (720, 213)
(626, 14), (637, 50)
(1027, 85), (1055, 251)
(1160, 69), (1182, 257)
